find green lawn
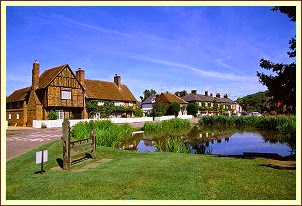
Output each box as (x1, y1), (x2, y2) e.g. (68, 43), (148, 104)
(6, 141), (295, 200)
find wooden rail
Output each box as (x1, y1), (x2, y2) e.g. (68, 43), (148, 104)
(62, 119), (96, 170)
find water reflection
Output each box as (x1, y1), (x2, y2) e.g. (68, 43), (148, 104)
(122, 126), (295, 157)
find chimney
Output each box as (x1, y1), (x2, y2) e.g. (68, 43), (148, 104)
(76, 68), (85, 86)
(224, 94), (228, 98)
(210, 93), (213, 97)
(114, 74), (121, 87)
(191, 90), (197, 95)
(32, 60), (40, 90)
(205, 91), (208, 96)
(216, 93), (221, 98)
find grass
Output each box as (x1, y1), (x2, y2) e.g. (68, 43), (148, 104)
(6, 141), (295, 200)
(71, 120), (134, 148)
(198, 115), (296, 137)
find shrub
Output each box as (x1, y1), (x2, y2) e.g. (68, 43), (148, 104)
(152, 102), (168, 117)
(187, 102), (199, 116)
(133, 108), (143, 117)
(48, 110), (57, 120)
(156, 135), (190, 153)
(41, 123), (47, 128)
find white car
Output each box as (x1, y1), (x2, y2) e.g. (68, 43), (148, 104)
(250, 112), (262, 117)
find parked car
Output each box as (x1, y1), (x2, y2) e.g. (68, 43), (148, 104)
(250, 112), (262, 117)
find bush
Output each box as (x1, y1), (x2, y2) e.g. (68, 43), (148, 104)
(41, 123), (47, 128)
(156, 135), (190, 153)
(187, 102), (199, 116)
(48, 110), (57, 120)
(133, 108), (143, 117)
(71, 120), (134, 148)
(152, 102), (169, 117)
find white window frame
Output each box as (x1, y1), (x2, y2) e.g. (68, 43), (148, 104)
(16, 113), (19, 120)
(129, 102), (133, 107)
(97, 102), (104, 106)
(8, 114), (11, 120)
(61, 90), (72, 100)
(56, 110), (64, 120)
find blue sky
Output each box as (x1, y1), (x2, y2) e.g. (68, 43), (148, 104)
(6, 6), (295, 100)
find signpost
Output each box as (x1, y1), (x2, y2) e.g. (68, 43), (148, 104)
(36, 150), (48, 174)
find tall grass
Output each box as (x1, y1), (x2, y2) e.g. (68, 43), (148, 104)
(143, 118), (191, 133)
(198, 115), (296, 137)
(156, 135), (190, 153)
(71, 120), (134, 148)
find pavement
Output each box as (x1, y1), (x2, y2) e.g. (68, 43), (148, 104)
(6, 128), (62, 161)
(5, 118), (200, 161)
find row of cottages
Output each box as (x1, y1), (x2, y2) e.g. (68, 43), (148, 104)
(142, 92), (188, 115)
(181, 90), (242, 115)
(6, 61), (137, 126)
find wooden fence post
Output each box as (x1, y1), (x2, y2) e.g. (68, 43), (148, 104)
(62, 119), (71, 170)
(91, 130), (96, 159)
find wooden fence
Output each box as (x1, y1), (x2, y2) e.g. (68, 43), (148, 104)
(62, 119), (96, 170)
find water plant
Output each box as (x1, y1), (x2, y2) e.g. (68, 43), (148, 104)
(71, 120), (134, 148)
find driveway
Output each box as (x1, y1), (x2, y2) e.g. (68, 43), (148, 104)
(6, 128), (62, 161)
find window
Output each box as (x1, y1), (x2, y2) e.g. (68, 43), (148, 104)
(114, 102), (124, 106)
(8, 114), (11, 120)
(129, 102), (133, 107)
(61, 90), (71, 100)
(205, 102), (208, 107)
(16, 114), (19, 120)
(56, 110), (64, 120)
(97, 102), (104, 106)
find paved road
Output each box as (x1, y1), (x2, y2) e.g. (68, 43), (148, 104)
(6, 128), (62, 161)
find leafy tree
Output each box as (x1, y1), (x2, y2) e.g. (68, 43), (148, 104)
(151, 102), (168, 117)
(166, 102), (181, 117)
(86, 100), (99, 118)
(133, 108), (143, 117)
(141, 89), (156, 101)
(174, 90), (188, 97)
(48, 110), (57, 120)
(187, 102), (199, 116)
(256, 6), (296, 113)
(236, 91), (268, 112)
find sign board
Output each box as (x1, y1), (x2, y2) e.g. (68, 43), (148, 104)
(36, 150), (48, 164)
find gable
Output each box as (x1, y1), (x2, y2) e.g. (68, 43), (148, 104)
(49, 66), (82, 89)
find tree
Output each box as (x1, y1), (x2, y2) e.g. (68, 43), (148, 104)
(133, 108), (143, 117)
(187, 102), (199, 116)
(174, 90), (188, 97)
(166, 102), (181, 117)
(256, 6), (296, 113)
(236, 91), (268, 112)
(151, 102), (168, 117)
(86, 100), (99, 118)
(141, 89), (157, 101)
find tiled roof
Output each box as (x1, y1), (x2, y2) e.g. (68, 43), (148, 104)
(142, 94), (157, 104)
(156, 92), (187, 104)
(6, 86), (31, 103)
(38, 64), (67, 88)
(214, 97), (235, 104)
(84, 79), (137, 102)
(182, 93), (215, 102)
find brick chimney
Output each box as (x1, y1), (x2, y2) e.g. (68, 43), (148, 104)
(224, 94), (228, 98)
(76, 68), (85, 86)
(32, 60), (40, 90)
(114, 74), (121, 87)
(205, 91), (208, 96)
(191, 90), (197, 95)
(216, 93), (221, 98)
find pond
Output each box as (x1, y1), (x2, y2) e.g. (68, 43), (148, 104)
(121, 126), (295, 157)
